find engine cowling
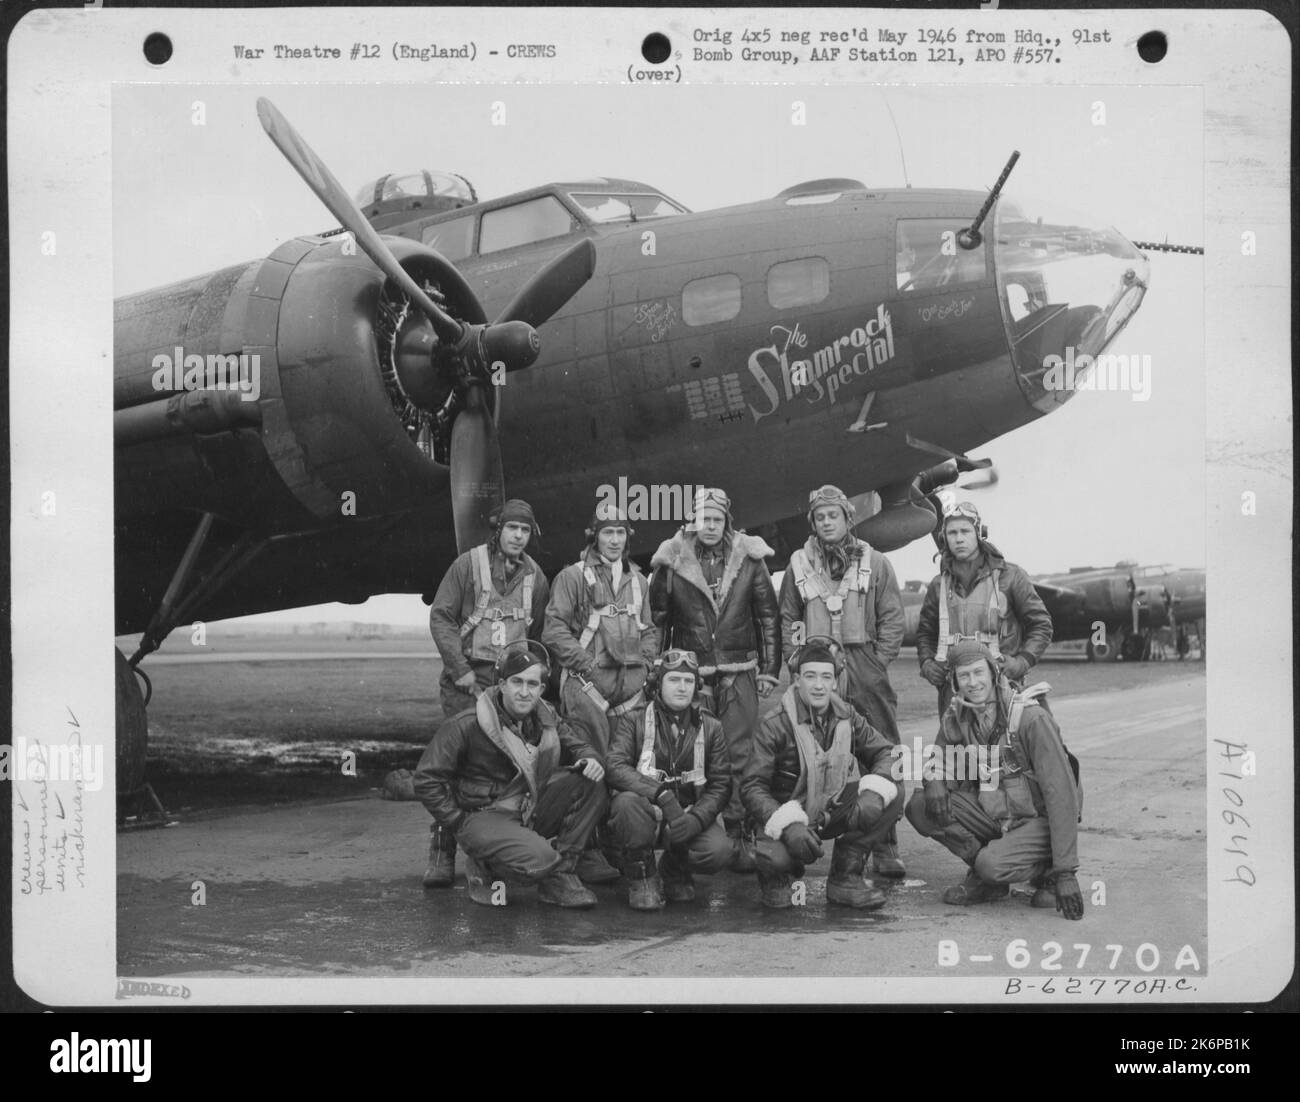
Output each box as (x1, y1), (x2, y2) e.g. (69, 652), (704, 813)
(113, 235), (484, 533)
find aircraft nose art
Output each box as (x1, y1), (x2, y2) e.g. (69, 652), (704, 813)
(992, 195), (1150, 414)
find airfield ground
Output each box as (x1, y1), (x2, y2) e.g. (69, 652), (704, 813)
(117, 633), (1206, 988)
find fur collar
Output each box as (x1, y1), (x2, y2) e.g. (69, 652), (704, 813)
(651, 530), (774, 612)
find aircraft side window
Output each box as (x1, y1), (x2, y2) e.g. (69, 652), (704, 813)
(767, 257), (830, 310)
(896, 219), (987, 293)
(479, 196), (575, 254)
(683, 273), (742, 326)
(421, 214), (476, 261)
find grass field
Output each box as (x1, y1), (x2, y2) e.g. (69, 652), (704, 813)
(127, 632), (1204, 815)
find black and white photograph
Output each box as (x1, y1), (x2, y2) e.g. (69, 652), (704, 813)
(6, 5), (1293, 1011)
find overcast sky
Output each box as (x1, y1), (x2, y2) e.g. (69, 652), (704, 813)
(114, 82), (1204, 624)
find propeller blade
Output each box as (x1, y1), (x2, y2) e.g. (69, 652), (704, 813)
(958, 466), (999, 491)
(256, 97), (463, 345)
(494, 238), (597, 330)
(448, 384), (504, 553)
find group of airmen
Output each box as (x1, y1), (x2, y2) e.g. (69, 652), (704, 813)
(413, 486), (1084, 920)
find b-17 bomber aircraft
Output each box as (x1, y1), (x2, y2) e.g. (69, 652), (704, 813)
(1032, 561), (1206, 661)
(113, 98), (1163, 781)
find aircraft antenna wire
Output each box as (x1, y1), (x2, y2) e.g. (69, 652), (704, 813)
(882, 95), (910, 188)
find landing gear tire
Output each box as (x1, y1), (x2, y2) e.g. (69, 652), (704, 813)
(1121, 633), (1146, 662)
(1087, 628), (1123, 662)
(116, 648), (172, 826)
(1176, 628), (1191, 659)
(115, 647), (149, 797)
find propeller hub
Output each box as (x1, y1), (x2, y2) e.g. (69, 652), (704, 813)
(483, 320), (540, 373)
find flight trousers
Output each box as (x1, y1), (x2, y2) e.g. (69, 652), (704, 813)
(606, 791), (733, 874)
(699, 669), (759, 824)
(455, 771), (609, 882)
(905, 789), (1054, 884)
(841, 644), (900, 743)
(558, 672), (644, 758)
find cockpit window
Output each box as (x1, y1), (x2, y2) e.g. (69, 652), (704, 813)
(1136, 565), (1171, 578)
(421, 214), (476, 261)
(896, 219), (988, 292)
(568, 192), (686, 224)
(479, 196), (575, 253)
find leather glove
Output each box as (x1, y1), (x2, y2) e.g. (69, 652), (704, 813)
(921, 659), (948, 688)
(655, 788), (686, 822)
(781, 822), (824, 865)
(1001, 654), (1031, 681)
(924, 785), (951, 826)
(668, 810), (705, 847)
(572, 758), (605, 783)
(820, 781), (862, 839)
(1053, 872), (1084, 920)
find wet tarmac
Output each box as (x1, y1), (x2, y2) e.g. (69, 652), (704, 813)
(118, 674), (1206, 985)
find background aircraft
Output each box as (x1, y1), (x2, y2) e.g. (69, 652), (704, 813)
(1032, 562), (1206, 660)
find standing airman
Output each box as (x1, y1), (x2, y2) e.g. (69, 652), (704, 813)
(649, 488), (780, 870)
(779, 485), (908, 878)
(916, 500), (1053, 714)
(424, 499), (549, 888)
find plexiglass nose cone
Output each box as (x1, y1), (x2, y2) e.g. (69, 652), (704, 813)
(994, 196), (1149, 412)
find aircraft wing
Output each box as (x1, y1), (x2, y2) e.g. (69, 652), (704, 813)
(1032, 580), (1088, 622)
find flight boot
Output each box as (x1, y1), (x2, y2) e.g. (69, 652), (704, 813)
(422, 824), (457, 889)
(871, 827), (906, 880)
(942, 870), (1010, 906)
(756, 868), (794, 910)
(462, 853), (500, 907)
(576, 842), (621, 885)
(727, 819), (757, 873)
(538, 851), (598, 910)
(826, 843), (887, 910)
(658, 848), (696, 904)
(623, 849), (665, 911)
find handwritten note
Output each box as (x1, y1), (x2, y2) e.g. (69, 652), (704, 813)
(14, 707), (90, 895)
